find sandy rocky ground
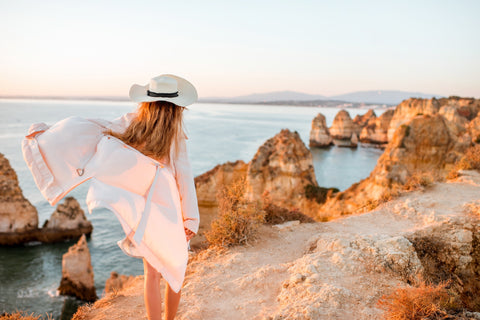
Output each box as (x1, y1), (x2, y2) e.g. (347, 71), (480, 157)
(75, 170), (480, 320)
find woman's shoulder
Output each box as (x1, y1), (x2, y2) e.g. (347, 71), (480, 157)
(108, 112), (137, 132)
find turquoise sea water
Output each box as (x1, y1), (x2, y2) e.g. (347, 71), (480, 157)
(0, 99), (384, 318)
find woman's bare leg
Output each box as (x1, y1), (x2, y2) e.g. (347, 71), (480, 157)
(164, 283), (181, 320)
(143, 258), (162, 320)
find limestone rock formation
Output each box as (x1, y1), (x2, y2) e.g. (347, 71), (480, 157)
(329, 110), (358, 147)
(387, 98), (440, 141)
(309, 113), (333, 148)
(359, 109), (394, 146)
(353, 109), (376, 131)
(407, 218), (480, 309)
(58, 234), (97, 301)
(105, 272), (135, 294)
(245, 129), (320, 215)
(320, 114), (468, 217)
(194, 160), (248, 207)
(387, 97), (480, 142)
(0, 153), (38, 234)
(467, 113), (480, 143)
(39, 196), (93, 242)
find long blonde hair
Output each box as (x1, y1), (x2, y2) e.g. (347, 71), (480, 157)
(105, 101), (184, 163)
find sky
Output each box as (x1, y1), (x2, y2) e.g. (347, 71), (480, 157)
(0, 0), (479, 98)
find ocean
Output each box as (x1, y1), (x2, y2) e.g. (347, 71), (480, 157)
(0, 99), (385, 319)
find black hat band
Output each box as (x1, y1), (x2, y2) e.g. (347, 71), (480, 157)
(147, 90), (179, 98)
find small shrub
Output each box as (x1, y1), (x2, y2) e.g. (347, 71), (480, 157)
(456, 144), (480, 171)
(304, 184), (339, 204)
(0, 311), (54, 320)
(378, 280), (457, 320)
(205, 179), (264, 248)
(263, 202), (314, 225)
(403, 171), (435, 191)
(447, 144), (480, 179)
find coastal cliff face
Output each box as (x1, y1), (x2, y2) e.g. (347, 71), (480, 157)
(194, 160), (248, 207)
(359, 109), (394, 145)
(329, 110), (358, 147)
(309, 113), (333, 148)
(58, 234), (97, 302)
(387, 97), (480, 141)
(194, 129), (321, 232)
(245, 129), (318, 211)
(0, 153), (38, 233)
(319, 114), (468, 217)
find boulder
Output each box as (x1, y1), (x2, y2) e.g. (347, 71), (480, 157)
(245, 129), (320, 216)
(58, 234), (97, 301)
(359, 109), (394, 145)
(194, 160), (248, 207)
(309, 113), (333, 148)
(0, 153), (38, 234)
(407, 218), (480, 310)
(329, 110), (358, 147)
(104, 272), (135, 294)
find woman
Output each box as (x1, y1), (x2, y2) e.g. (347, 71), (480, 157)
(22, 74), (198, 319)
(106, 74), (199, 320)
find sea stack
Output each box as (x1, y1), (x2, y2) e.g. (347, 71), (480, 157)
(0, 153), (38, 244)
(329, 110), (358, 147)
(309, 113), (333, 148)
(40, 196), (93, 242)
(58, 234), (97, 301)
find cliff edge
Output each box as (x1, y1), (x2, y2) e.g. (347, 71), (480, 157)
(73, 170), (480, 320)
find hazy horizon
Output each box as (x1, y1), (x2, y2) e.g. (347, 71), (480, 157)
(1, 1), (479, 98)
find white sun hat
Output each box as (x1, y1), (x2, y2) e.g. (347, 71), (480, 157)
(129, 74), (198, 107)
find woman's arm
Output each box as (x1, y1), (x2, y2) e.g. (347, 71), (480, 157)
(174, 137), (200, 236)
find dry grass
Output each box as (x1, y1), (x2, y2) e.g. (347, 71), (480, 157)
(403, 171), (435, 191)
(0, 311), (53, 320)
(205, 179), (265, 248)
(448, 144), (480, 179)
(378, 280), (459, 320)
(71, 304), (93, 320)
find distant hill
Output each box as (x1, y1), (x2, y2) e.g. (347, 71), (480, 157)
(330, 90), (439, 105)
(203, 91), (327, 103)
(202, 90), (441, 105)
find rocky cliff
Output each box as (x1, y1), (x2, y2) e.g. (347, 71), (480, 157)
(309, 113), (333, 148)
(74, 170), (480, 319)
(318, 113), (471, 218)
(0, 153), (38, 234)
(245, 129), (317, 209)
(194, 160), (248, 207)
(0, 153), (92, 245)
(387, 97), (480, 141)
(359, 109), (394, 145)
